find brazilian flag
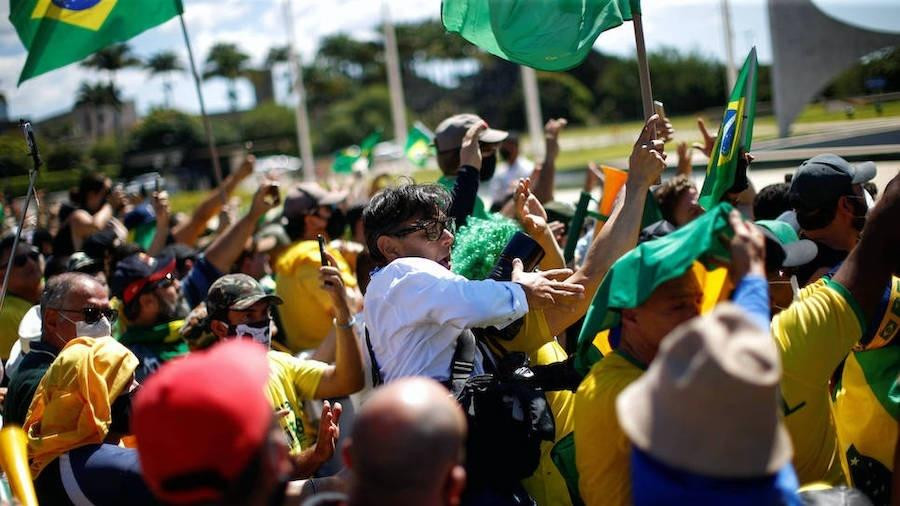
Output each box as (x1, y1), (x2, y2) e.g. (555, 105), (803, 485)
(698, 47), (758, 209)
(10, 0), (183, 84)
(442, 0), (640, 71)
(405, 123), (434, 168)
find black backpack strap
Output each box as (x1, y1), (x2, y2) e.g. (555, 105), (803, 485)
(364, 327), (384, 387)
(449, 330), (477, 396)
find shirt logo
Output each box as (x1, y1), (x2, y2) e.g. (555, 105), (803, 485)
(32, 0), (117, 31)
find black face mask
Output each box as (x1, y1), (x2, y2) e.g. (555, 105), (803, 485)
(480, 155), (497, 182)
(109, 389), (136, 435)
(499, 147), (513, 161)
(849, 195), (868, 232)
(326, 208), (347, 240)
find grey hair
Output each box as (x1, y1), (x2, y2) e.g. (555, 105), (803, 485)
(39, 272), (101, 322)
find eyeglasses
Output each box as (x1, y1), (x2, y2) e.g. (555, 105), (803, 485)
(54, 306), (119, 324)
(1, 248), (40, 269)
(390, 217), (455, 241)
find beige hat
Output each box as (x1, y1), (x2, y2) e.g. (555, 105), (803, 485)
(434, 113), (508, 152)
(282, 182), (348, 220)
(616, 303), (793, 478)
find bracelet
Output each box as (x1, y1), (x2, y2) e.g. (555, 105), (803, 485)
(333, 314), (357, 329)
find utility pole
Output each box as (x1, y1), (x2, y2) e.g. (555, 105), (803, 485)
(283, 0), (316, 182)
(383, 3), (408, 148)
(520, 66), (543, 157)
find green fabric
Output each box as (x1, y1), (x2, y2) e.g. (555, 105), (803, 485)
(550, 432), (585, 506)
(442, 0), (640, 71)
(698, 48), (758, 210)
(119, 320), (188, 362)
(437, 175), (489, 219)
(853, 347), (900, 420)
(11, 0), (183, 84)
(574, 203), (735, 374)
(405, 124), (434, 168)
(131, 221), (156, 251)
(332, 131), (381, 173)
(824, 277), (868, 335)
(451, 215), (520, 280)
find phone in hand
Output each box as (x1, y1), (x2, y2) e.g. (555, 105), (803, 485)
(653, 100), (666, 120)
(318, 234), (328, 267)
(154, 176), (161, 194)
(263, 183), (281, 206)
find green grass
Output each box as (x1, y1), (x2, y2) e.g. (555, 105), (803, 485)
(168, 187), (254, 215)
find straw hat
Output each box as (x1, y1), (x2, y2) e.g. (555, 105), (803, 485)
(616, 303), (793, 478)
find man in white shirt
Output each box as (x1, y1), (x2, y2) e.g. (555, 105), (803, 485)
(363, 125), (584, 384)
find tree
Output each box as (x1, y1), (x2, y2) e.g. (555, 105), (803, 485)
(145, 51), (184, 109)
(81, 43), (141, 87)
(265, 45), (293, 97)
(75, 81), (122, 140)
(203, 42), (251, 112)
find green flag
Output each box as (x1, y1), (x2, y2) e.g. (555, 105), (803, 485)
(10, 0), (183, 84)
(442, 0), (639, 71)
(331, 131), (381, 173)
(405, 123), (434, 168)
(574, 202), (735, 375)
(698, 47), (758, 209)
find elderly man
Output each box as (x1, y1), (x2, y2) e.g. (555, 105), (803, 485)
(343, 377), (467, 506)
(3, 272), (112, 425)
(0, 234), (44, 362)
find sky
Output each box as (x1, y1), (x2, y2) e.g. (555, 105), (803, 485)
(0, 0), (898, 121)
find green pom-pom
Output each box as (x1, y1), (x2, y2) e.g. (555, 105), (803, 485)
(451, 215), (520, 280)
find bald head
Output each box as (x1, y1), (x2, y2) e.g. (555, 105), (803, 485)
(346, 378), (467, 506)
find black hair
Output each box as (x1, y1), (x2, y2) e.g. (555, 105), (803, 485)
(74, 172), (108, 209)
(753, 183), (791, 221)
(0, 234), (16, 261)
(653, 175), (695, 224)
(363, 184), (451, 266)
(863, 182), (878, 200)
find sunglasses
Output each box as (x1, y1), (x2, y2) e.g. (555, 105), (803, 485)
(390, 217), (456, 242)
(55, 306), (119, 324)
(2, 248), (40, 269)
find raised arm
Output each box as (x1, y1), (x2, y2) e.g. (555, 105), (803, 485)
(832, 171), (900, 320)
(203, 181), (278, 273)
(514, 178), (565, 270)
(530, 118), (567, 204)
(447, 122), (486, 227)
(543, 115), (667, 337)
(172, 156), (254, 246)
(147, 191), (171, 256)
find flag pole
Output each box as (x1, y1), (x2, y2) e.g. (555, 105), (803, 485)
(632, 13), (656, 138)
(0, 121), (41, 314)
(521, 66), (544, 158)
(284, 0), (316, 182)
(178, 13), (227, 204)
(383, 2), (408, 149)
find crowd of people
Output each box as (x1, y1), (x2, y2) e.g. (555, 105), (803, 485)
(0, 106), (897, 506)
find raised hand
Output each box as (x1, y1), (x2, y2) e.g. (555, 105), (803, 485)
(514, 178), (549, 238)
(727, 209), (766, 282)
(319, 250), (351, 323)
(544, 118), (568, 161)
(628, 114), (667, 188)
(693, 117), (716, 159)
(250, 180), (280, 219)
(459, 121), (487, 170)
(512, 258), (584, 310)
(312, 400), (343, 465)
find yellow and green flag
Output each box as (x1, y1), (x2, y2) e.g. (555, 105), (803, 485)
(698, 47), (758, 209)
(405, 123), (434, 168)
(332, 131), (381, 173)
(442, 0), (640, 71)
(10, 0), (183, 84)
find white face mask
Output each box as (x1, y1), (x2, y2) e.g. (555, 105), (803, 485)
(75, 317), (112, 339)
(233, 321), (272, 349)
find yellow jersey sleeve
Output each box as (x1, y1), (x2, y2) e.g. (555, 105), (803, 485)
(574, 352), (643, 506)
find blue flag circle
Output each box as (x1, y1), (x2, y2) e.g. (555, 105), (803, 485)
(51, 0), (102, 10)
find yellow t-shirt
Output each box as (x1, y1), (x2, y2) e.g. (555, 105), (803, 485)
(482, 310), (575, 506)
(0, 295), (32, 361)
(771, 277), (862, 486)
(574, 350), (644, 506)
(274, 240), (358, 352)
(265, 350), (329, 455)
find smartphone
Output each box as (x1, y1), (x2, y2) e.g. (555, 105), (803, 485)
(154, 176), (160, 194)
(653, 100), (666, 119)
(263, 183), (281, 207)
(318, 234), (328, 267)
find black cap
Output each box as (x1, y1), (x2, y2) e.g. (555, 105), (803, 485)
(110, 253), (175, 305)
(789, 154), (876, 212)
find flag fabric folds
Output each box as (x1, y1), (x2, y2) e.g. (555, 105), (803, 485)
(442, 0), (640, 71)
(405, 123), (434, 168)
(332, 131), (381, 173)
(575, 202), (736, 375)
(10, 0), (183, 84)
(698, 47), (758, 210)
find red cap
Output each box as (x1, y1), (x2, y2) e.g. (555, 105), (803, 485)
(132, 339), (272, 504)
